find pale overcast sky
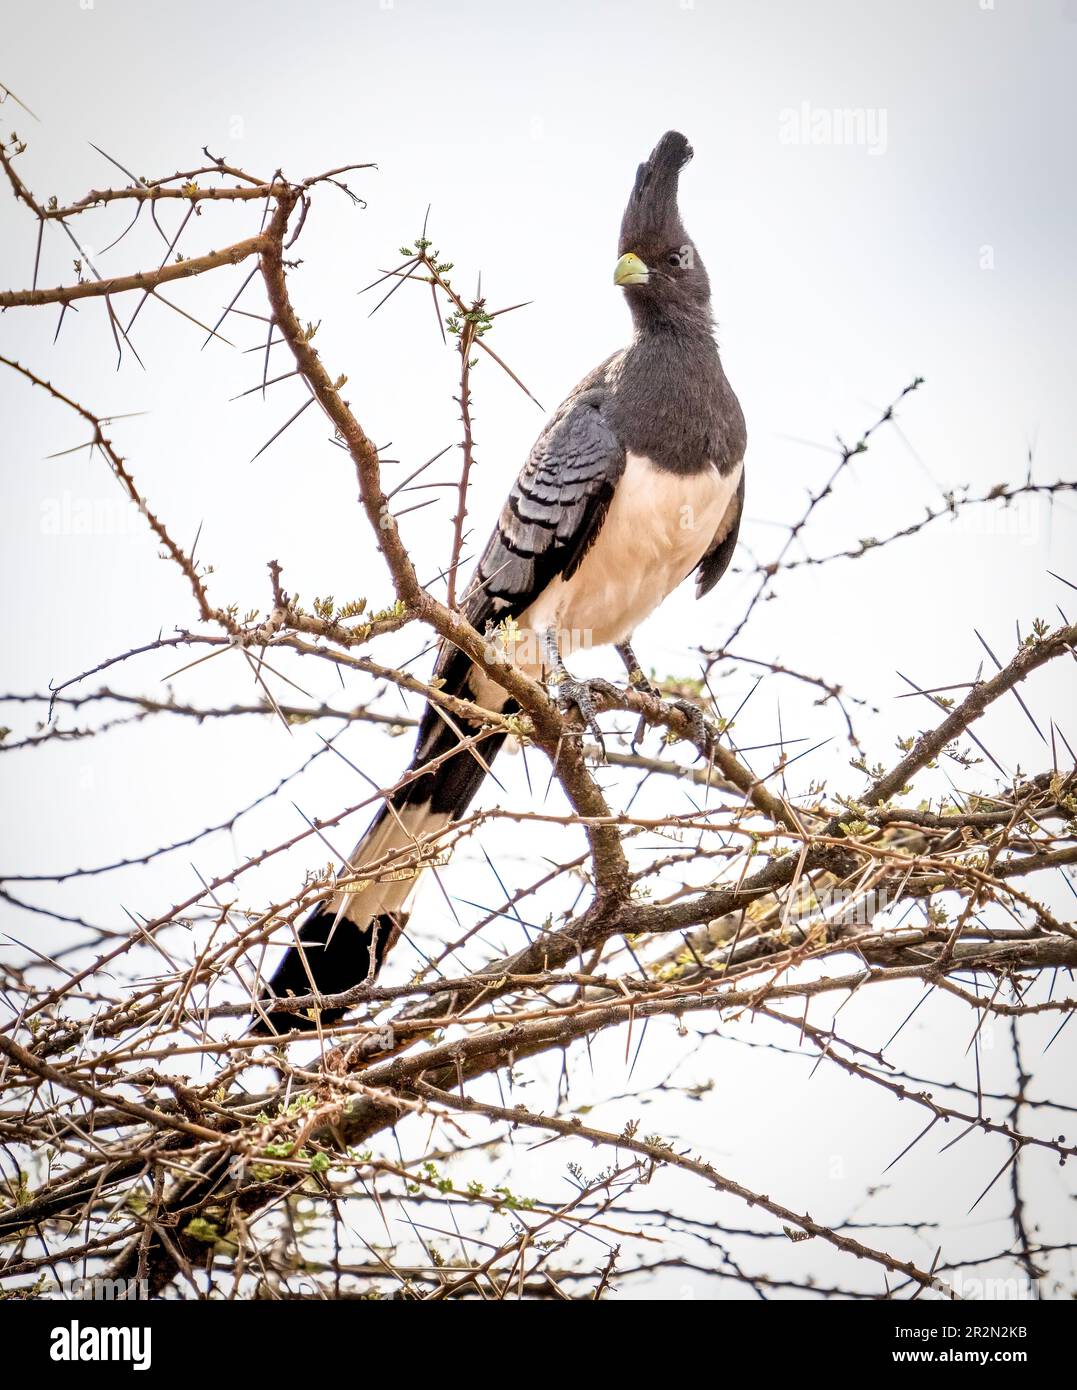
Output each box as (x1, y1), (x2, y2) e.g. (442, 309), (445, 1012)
(1, 0), (1074, 1297)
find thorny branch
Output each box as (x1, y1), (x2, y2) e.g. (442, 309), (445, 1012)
(0, 129), (1074, 1303)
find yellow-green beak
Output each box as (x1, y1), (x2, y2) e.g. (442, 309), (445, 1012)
(614, 251), (650, 287)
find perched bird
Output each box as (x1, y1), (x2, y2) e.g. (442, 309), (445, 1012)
(253, 131), (746, 1035)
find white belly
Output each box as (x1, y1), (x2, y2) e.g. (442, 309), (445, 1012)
(513, 452), (741, 680)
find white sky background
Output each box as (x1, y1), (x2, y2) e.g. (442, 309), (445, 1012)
(1, 0), (1075, 1298)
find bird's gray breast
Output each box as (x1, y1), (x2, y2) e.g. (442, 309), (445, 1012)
(603, 338), (743, 477)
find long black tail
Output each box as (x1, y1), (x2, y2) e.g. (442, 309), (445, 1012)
(251, 652), (508, 1035)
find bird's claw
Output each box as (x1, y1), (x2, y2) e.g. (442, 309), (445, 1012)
(670, 698), (715, 758)
(555, 675), (614, 759)
(629, 691), (713, 757)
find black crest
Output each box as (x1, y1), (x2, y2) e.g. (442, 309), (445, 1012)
(619, 131), (694, 255)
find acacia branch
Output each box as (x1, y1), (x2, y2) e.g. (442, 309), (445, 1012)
(0, 233), (269, 308)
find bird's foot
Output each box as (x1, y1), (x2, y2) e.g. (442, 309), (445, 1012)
(615, 644), (662, 750)
(553, 675), (616, 759)
(668, 698), (716, 759)
(625, 665), (660, 700)
(625, 672), (664, 753)
(616, 660), (660, 752)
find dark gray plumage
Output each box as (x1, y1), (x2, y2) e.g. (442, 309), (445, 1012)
(254, 131), (746, 1035)
(466, 132), (744, 625)
(466, 388), (626, 613)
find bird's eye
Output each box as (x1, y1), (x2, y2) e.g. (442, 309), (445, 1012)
(666, 246), (695, 271)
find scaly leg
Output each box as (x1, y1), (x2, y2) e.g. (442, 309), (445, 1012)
(616, 639), (658, 750)
(615, 640), (660, 697)
(541, 628), (613, 756)
(615, 639), (714, 757)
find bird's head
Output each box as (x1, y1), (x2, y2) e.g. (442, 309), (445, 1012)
(615, 131), (711, 325)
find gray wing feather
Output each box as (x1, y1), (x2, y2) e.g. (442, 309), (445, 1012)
(695, 468), (744, 598)
(463, 389), (626, 626)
